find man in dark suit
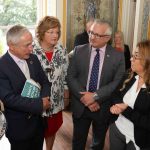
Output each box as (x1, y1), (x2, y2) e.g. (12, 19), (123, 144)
(67, 20), (125, 150)
(0, 25), (51, 150)
(74, 19), (94, 47)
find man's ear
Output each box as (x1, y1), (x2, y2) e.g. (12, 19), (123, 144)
(8, 42), (15, 50)
(106, 36), (111, 43)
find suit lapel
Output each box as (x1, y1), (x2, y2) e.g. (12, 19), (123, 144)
(100, 45), (112, 84)
(26, 57), (35, 79)
(5, 52), (36, 81)
(85, 44), (92, 80)
(5, 52), (26, 81)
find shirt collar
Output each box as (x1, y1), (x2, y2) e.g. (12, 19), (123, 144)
(8, 50), (25, 64)
(91, 44), (107, 53)
(135, 75), (146, 88)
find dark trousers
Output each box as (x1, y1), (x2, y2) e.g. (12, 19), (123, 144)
(72, 108), (108, 150)
(109, 123), (150, 150)
(8, 128), (44, 150)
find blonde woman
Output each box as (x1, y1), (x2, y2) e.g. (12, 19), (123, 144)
(110, 40), (150, 150)
(113, 31), (131, 70)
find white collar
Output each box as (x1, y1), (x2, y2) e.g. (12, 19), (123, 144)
(135, 75), (146, 88)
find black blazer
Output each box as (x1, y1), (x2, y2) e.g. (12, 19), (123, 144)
(74, 30), (89, 47)
(124, 44), (131, 70)
(0, 52), (51, 141)
(111, 72), (150, 149)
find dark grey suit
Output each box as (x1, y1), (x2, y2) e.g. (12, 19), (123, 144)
(67, 43), (125, 150)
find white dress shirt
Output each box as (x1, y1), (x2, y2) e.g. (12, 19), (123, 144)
(8, 51), (30, 79)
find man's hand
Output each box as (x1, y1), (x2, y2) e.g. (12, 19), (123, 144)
(80, 92), (95, 106)
(42, 97), (51, 110)
(88, 101), (100, 112)
(64, 89), (69, 99)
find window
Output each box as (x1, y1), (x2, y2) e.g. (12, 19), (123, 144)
(0, 0), (60, 55)
(0, 0), (37, 55)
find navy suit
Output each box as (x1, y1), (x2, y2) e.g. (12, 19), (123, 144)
(67, 44), (125, 150)
(0, 52), (51, 150)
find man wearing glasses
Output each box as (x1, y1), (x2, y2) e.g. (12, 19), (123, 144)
(67, 19), (125, 150)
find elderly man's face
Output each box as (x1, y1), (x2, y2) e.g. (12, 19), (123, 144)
(9, 32), (33, 60)
(89, 23), (111, 48)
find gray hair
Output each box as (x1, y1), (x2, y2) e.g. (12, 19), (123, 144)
(93, 19), (112, 35)
(6, 25), (31, 45)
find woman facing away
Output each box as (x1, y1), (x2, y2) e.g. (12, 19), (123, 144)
(33, 16), (69, 150)
(113, 31), (131, 70)
(109, 40), (150, 150)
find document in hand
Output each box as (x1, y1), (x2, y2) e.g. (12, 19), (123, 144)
(21, 79), (50, 117)
(21, 79), (41, 98)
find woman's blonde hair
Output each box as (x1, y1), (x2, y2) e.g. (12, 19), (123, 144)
(120, 40), (150, 91)
(113, 31), (124, 49)
(138, 40), (150, 87)
(36, 16), (61, 42)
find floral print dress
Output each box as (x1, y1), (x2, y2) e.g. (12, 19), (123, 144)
(33, 40), (69, 116)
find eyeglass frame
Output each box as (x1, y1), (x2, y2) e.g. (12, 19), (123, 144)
(88, 31), (111, 39)
(131, 52), (142, 60)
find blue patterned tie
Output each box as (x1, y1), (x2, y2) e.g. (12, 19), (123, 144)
(88, 49), (100, 92)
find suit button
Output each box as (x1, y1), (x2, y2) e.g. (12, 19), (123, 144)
(27, 114), (32, 119)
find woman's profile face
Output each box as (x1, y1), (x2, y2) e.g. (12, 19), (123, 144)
(43, 27), (60, 46)
(130, 48), (144, 75)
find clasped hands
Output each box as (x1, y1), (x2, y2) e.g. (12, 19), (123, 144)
(110, 103), (128, 115)
(80, 92), (100, 112)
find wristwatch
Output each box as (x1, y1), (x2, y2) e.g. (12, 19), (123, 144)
(93, 93), (99, 101)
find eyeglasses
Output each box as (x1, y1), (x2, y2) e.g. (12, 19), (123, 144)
(131, 53), (141, 60)
(88, 31), (110, 39)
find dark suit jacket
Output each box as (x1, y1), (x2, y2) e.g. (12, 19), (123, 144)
(0, 52), (51, 141)
(124, 44), (131, 70)
(111, 72), (150, 149)
(74, 30), (89, 47)
(67, 44), (125, 119)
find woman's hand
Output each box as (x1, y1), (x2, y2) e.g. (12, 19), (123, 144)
(110, 103), (128, 115)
